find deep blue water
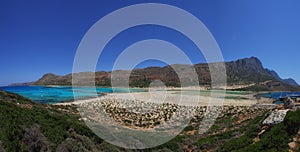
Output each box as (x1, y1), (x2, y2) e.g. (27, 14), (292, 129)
(262, 92), (300, 100)
(0, 86), (145, 104)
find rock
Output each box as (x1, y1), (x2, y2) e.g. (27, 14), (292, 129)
(258, 129), (266, 137)
(253, 137), (260, 143)
(288, 142), (298, 150)
(293, 137), (298, 142)
(262, 110), (289, 126)
(284, 97), (295, 109)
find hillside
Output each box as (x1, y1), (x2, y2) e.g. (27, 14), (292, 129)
(0, 90), (107, 151)
(266, 69), (299, 86)
(0, 90), (300, 151)
(13, 57), (300, 91)
(283, 78), (299, 87)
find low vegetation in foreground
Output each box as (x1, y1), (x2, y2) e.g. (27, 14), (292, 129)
(0, 90), (299, 151)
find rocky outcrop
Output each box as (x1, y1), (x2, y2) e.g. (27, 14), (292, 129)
(262, 109), (289, 126)
(261, 97), (296, 127)
(288, 129), (300, 151)
(78, 96), (267, 130)
(284, 97), (296, 109)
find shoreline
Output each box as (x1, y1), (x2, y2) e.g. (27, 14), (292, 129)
(1, 85), (283, 106)
(54, 90), (259, 107)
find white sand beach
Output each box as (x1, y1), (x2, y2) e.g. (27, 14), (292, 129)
(55, 89), (258, 107)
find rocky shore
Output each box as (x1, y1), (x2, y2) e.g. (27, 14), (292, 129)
(51, 91), (300, 151)
(57, 92), (268, 130)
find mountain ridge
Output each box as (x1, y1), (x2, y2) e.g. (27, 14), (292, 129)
(10, 57), (300, 91)
(266, 69), (299, 86)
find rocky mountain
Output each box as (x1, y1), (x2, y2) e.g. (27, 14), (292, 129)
(9, 82), (35, 86)
(266, 69), (299, 87)
(266, 69), (282, 80)
(14, 57), (300, 91)
(225, 57), (274, 84)
(283, 78), (299, 87)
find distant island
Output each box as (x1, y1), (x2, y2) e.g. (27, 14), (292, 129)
(11, 57), (300, 91)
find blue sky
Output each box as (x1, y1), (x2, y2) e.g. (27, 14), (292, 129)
(1, 0), (300, 86)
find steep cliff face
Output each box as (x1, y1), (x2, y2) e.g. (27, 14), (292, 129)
(15, 57), (299, 91)
(225, 57), (275, 85)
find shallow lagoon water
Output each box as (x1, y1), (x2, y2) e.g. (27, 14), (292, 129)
(0, 86), (145, 104)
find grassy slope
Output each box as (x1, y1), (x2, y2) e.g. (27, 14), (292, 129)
(220, 110), (300, 152)
(0, 91), (105, 151)
(0, 90), (299, 151)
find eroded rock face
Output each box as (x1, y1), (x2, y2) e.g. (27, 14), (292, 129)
(262, 109), (289, 126)
(284, 97), (295, 109)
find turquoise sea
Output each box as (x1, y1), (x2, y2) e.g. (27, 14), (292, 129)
(2, 86), (300, 104)
(261, 92), (300, 100)
(0, 86), (145, 104)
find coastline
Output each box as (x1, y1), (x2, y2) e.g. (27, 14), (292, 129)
(54, 89), (258, 107)
(1, 86), (285, 106)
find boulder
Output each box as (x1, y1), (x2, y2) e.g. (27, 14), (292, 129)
(288, 142), (298, 150)
(262, 109), (289, 126)
(284, 97), (295, 109)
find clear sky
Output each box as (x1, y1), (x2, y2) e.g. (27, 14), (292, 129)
(1, 0), (300, 86)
